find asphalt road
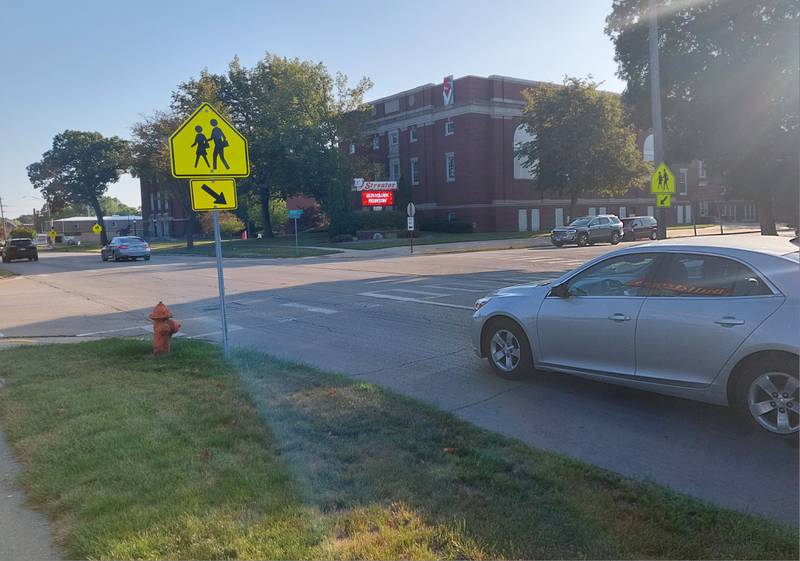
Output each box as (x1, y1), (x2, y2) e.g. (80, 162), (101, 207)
(1, 240), (797, 525)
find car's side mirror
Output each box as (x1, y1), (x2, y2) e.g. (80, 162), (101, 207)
(550, 283), (570, 298)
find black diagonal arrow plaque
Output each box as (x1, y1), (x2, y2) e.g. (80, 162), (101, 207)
(189, 178), (237, 211)
(201, 183), (227, 205)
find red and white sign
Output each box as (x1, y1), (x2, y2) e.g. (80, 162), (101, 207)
(362, 190), (394, 207)
(353, 180), (398, 192)
(443, 75), (454, 106)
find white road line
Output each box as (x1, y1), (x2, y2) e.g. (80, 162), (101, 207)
(384, 288), (448, 298)
(281, 302), (338, 315)
(358, 292), (473, 310)
(421, 285), (487, 293)
(76, 325), (150, 337)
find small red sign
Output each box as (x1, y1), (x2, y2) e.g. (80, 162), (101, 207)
(362, 190), (394, 207)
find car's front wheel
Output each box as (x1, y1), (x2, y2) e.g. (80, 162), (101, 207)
(650, 230), (657, 240)
(576, 233), (589, 247)
(737, 356), (799, 437)
(484, 319), (533, 380)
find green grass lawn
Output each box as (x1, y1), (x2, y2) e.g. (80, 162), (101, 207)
(334, 231), (547, 250)
(0, 339), (795, 560)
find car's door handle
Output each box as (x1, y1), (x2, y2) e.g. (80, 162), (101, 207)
(608, 313), (631, 322)
(715, 317), (745, 327)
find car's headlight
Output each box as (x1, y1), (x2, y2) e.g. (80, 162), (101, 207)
(474, 297), (491, 311)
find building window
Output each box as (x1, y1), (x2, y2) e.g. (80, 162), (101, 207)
(384, 99), (399, 114)
(389, 158), (400, 181)
(410, 157), (420, 185)
(447, 212), (456, 222)
(349, 142), (356, 155)
(445, 152), (455, 182)
(744, 202), (757, 222)
(372, 135), (380, 151)
(409, 125), (418, 143)
(513, 124), (537, 180)
(389, 130), (399, 146)
(445, 119), (455, 136)
(698, 160), (706, 179)
(643, 134), (654, 162)
(619, 206), (627, 218)
(408, 93), (416, 107)
(699, 200), (709, 217)
(679, 168), (688, 195)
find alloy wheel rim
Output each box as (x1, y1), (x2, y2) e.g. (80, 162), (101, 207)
(490, 329), (521, 372)
(747, 372), (799, 434)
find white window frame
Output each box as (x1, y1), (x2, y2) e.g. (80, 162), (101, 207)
(372, 135), (380, 151)
(389, 158), (400, 181)
(445, 119), (455, 136)
(699, 200), (709, 217)
(410, 157), (420, 185)
(409, 125), (418, 143)
(445, 152), (455, 182)
(389, 130), (399, 146)
(679, 168), (688, 195)
(698, 160), (706, 179)
(349, 142), (356, 155)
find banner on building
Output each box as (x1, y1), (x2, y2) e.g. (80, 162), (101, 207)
(443, 75), (454, 106)
(352, 180), (398, 192)
(362, 191), (395, 207)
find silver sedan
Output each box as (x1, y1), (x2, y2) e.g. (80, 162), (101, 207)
(101, 236), (151, 262)
(472, 236), (799, 437)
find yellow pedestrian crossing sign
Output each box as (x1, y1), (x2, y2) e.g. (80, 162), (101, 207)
(91, 223), (102, 234)
(169, 103), (250, 178)
(650, 162), (675, 194)
(189, 178), (238, 212)
(656, 193), (672, 208)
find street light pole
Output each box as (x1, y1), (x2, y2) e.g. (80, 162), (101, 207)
(648, 0), (667, 240)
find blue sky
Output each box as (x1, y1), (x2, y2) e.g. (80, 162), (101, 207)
(0, 0), (624, 219)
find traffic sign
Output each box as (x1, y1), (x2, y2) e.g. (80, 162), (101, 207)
(190, 178), (238, 212)
(169, 103), (250, 178)
(406, 202), (416, 217)
(656, 193), (672, 208)
(407, 217), (415, 231)
(91, 223), (102, 234)
(650, 162), (675, 194)
(288, 209), (304, 220)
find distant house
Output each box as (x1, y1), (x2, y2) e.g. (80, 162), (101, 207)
(51, 215), (143, 243)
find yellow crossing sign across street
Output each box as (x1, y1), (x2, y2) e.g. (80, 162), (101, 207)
(650, 162), (675, 194)
(189, 178), (238, 212)
(169, 103), (250, 178)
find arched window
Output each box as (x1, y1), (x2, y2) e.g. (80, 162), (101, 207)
(513, 124), (537, 180)
(643, 134), (654, 162)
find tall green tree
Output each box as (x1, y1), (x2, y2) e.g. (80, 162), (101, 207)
(27, 131), (130, 245)
(516, 78), (651, 221)
(606, 0), (799, 234)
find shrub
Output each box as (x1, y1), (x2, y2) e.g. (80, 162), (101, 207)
(419, 218), (473, 234)
(330, 234), (354, 243)
(198, 212), (244, 238)
(9, 226), (36, 239)
(357, 210), (405, 231)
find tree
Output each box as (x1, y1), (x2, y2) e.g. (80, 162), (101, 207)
(606, 0), (800, 235)
(27, 131), (130, 245)
(198, 211), (244, 238)
(9, 226), (35, 239)
(516, 78), (651, 221)
(46, 196), (138, 220)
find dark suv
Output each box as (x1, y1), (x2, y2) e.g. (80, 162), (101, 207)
(2, 238), (39, 262)
(550, 215), (623, 247)
(621, 216), (658, 241)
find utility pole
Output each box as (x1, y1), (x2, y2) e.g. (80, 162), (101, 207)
(648, 0), (667, 239)
(0, 196), (7, 241)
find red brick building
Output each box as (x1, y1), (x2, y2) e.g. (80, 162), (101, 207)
(351, 74), (758, 232)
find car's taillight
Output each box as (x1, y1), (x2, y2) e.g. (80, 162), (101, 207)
(118, 245), (128, 249)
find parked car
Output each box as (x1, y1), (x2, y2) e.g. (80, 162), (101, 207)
(472, 237), (799, 437)
(62, 235), (81, 246)
(550, 215), (623, 247)
(621, 216), (658, 241)
(2, 238), (39, 262)
(101, 236), (151, 262)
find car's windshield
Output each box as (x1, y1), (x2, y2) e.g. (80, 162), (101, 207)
(568, 218), (591, 227)
(10, 239), (33, 246)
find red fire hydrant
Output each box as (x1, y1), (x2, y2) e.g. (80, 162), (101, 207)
(149, 302), (180, 356)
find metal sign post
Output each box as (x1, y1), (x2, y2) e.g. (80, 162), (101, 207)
(212, 209), (230, 357)
(407, 203), (416, 255)
(288, 209), (303, 256)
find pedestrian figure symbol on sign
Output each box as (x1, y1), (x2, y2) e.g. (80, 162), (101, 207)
(192, 126), (211, 169)
(210, 119), (230, 170)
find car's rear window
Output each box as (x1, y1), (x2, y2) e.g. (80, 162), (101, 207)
(10, 239), (33, 247)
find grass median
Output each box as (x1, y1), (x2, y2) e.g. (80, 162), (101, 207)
(0, 339), (795, 559)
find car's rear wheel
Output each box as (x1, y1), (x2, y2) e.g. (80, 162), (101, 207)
(610, 231), (621, 245)
(577, 233), (588, 247)
(484, 319), (533, 380)
(736, 356), (799, 438)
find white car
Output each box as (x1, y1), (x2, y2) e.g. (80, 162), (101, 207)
(472, 236), (799, 437)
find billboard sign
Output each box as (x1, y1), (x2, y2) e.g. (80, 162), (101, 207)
(353, 180), (398, 192)
(362, 191), (395, 207)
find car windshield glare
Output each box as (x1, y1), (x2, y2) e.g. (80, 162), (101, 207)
(569, 218), (591, 227)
